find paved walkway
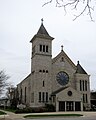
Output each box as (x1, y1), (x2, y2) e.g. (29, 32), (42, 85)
(0, 110), (96, 120)
(0, 110), (25, 120)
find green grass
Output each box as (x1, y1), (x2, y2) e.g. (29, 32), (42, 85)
(0, 108), (16, 113)
(0, 111), (6, 115)
(4, 108), (16, 113)
(24, 114), (83, 118)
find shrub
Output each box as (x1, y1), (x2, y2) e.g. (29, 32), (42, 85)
(15, 107), (33, 113)
(15, 104), (55, 113)
(15, 107), (46, 113)
(45, 104), (55, 112)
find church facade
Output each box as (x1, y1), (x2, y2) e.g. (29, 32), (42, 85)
(17, 22), (91, 111)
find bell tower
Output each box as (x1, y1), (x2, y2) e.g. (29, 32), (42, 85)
(30, 20), (54, 73)
(30, 20), (54, 106)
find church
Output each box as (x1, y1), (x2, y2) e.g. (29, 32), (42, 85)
(17, 21), (91, 111)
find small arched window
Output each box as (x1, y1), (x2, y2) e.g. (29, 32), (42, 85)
(43, 70), (45, 73)
(39, 70), (42, 72)
(43, 81), (45, 87)
(46, 70), (48, 73)
(61, 57), (64, 62)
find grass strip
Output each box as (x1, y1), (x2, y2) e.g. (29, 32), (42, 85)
(0, 111), (6, 115)
(0, 108), (16, 113)
(24, 114), (83, 118)
(4, 108), (16, 113)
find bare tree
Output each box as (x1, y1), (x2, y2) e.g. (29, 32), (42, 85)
(6, 85), (18, 108)
(0, 70), (10, 95)
(43, 0), (95, 21)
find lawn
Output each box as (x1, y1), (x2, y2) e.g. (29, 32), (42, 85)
(0, 108), (16, 113)
(24, 114), (83, 118)
(0, 111), (6, 115)
(3, 108), (16, 113)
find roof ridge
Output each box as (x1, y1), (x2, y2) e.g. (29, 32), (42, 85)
(51, 86), (69, 95)
(52, 50), (76, 70)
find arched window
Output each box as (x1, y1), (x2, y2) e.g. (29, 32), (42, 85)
(46, 45), (48, 52)
(39, 92), (41, 102)
(39, 70), (42, 72)
(80, 80), (82, 91)
(20, 88), (22, 103)
(85, 80), (87, 91)
(43, 81), (45, 87)
(25, 87), (26, 103)
(43, 70), (45, 73)
(61, 57), (64, 62)
(46, 70), (48, 73)
(40, 45), (42, 51)
(43, 45), (45, 52)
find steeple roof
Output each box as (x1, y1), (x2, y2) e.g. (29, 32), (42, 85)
(37, 23), (49, 36)
(30, 22), (54, 42)
(76, 61), (87, 74)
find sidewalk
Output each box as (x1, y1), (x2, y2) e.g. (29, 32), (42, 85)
(0, 110), (96, 120)
(0, 110), (25, 120)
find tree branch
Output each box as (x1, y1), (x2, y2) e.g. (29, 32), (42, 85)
(43, 0), (94, 21)
(73, 0), (94, 21)
(0, 70), (10, 95)
(42, 0), (53, 7)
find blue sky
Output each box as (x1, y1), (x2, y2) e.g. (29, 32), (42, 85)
(0, 0), (96, 90)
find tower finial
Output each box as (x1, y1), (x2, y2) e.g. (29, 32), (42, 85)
(41, 18), (44, 24)
(77, 61), (79, 64)
(61, 45), (64, 51)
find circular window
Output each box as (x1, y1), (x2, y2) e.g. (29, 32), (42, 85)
(56, 71), (69, 86)
(67, 91), (72, 96)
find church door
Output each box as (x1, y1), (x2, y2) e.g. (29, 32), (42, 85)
(59, 101), (65, 111)
(66, 101), (73, 111)
(75, 102), (81, 111)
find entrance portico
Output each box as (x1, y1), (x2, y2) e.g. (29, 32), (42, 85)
(51, 86), (83, 111)
(59, 101), (81, 111)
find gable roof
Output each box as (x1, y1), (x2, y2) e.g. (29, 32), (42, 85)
(17, 73), (31, 86)
(52, 50), (76, 70)
(30, 23), (54, 42)
(75, 61), (87, 74)
(51, 86), (69, 95)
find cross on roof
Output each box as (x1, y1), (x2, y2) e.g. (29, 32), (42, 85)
(61, 45), (64, 51)
(41, 18), (44, 24)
